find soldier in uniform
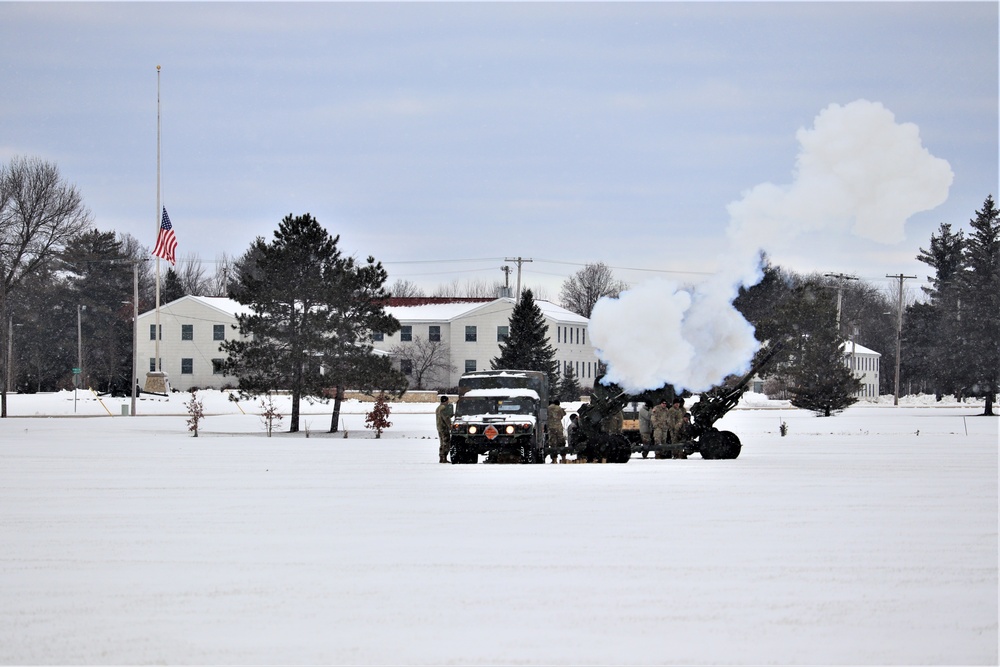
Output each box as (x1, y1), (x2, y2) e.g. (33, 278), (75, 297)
(638, 402), (653, 458)
(566, 413), (579, 449)
(666, 398), (687, 459)
(650, 400), (669, 458)
(435, 395), (454, 463)
(547, 400), (567, 463)
(601, 409), (624, 434)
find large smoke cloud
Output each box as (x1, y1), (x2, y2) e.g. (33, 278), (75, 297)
(589, 99), (953, 394)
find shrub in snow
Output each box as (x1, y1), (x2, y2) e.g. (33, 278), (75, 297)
(259, 394), (283, 437)
(365, 392), (392, 438)
(185, 389), (205, 437)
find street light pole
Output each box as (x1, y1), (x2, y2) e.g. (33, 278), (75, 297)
(131, 261), (138, 417)
(6, 316), (12, 397)
(75, 304), (86, 413)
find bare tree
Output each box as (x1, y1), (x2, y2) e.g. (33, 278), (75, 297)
(388, 278), (426, 299)
(559, 262), (629, 318)
(0, 156), (92, 416)
(431, 278), (548, 300)
(206, 252), (235, 297)
(390, 335), (455, 389)
(177, 252), (209, 296)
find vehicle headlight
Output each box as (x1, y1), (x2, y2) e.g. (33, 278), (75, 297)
(505, 425), (515, 435)
(468, 425), (478, 434)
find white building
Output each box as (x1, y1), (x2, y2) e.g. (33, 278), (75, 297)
(843, 341), (881, 398)
(374, 297), (599, 390)
(136, 296), (250, 392)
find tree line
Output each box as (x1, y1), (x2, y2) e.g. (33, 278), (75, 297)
(1, 155), (996, 420)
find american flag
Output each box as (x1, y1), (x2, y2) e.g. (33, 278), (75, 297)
(152, 207), (178, 265)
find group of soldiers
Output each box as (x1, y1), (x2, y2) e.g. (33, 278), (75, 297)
(640, 398), (691, 459)
(434, 393), (692, 463)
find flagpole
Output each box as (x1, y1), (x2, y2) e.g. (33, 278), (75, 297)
(155, 64), (161, 374)
(144, 64), (168, 395)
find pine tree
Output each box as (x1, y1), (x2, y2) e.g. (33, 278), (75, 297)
(222, 213), (403, 432)
(492, 289), (559, 386)
(957, 195), (1000, 415)
(557, 364), (582, 402)
(908, 222), (968, 397)
(59, 230), (136, 393)
(782, 283), (862, 416)
(163, 268), (185, 303)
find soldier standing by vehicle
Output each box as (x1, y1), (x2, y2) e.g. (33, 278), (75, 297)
(638, 402), (653, 458)
(650, 400), (669, 458)
(547, 400), (567, 463)
(436, 395), (454, 463)
(666, 399), (687, 459)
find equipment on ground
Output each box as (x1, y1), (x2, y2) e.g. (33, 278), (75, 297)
(569, 342), (785, 462)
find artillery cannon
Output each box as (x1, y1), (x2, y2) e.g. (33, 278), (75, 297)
(567, 342), (784, 462)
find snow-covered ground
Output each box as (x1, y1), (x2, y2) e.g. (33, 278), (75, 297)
(1, 390), (996, 664)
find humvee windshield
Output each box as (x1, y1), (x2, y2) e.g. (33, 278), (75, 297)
(455, 395), (538, 417)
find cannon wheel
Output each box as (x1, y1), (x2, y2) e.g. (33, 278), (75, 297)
(699, 430), (742, 460)
(609, 434), (633, 463)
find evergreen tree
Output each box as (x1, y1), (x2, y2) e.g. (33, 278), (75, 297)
(906, 222), (968, 397)
(557, 364), (582, 402)
(163, 267), (184, 303)
(733, 259), (796, 345)
(222, 213), (403, 432)
(492, 289), (559, 386)
(957, 195), (1000, 415)
(780, 282), (862, 416)
(59, 229), (136, 393)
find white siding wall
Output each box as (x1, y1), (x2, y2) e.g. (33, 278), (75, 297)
(136, 298), (243, 391)
(844, 350), (881, 398)
(375, 300), (600, 390)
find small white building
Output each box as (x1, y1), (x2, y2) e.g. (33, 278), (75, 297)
(136, 296), (250, 392)
(843, 341), (881, 398)
(374, 297), (599, 390)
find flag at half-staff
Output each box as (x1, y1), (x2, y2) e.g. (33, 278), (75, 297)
(152, 206), (177, 265)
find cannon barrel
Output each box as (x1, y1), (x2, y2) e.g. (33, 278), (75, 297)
(689, 340), (786, 436)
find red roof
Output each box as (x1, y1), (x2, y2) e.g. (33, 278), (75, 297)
(383, 297), (495, 307)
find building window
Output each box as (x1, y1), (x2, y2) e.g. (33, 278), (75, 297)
(497, 325), (509, 341)
(181, 358), (193, 374)
(465, 326), (477, 342)
(428, 325), (441, 342)
(557, 327), (561, 343)
(148, 358), (157, 372)
(400, 359), (413, 376)
(181, 324), (193, 341)
(149, 324), (161, 340)
(373, 331), (384, 342)
(213, 324), (225, 341)
(212, 359), (224, 375)
(400, 325), (412, 342)
(465, 359), (476, 373)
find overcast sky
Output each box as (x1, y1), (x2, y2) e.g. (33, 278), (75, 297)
(2, 2), (996, 298)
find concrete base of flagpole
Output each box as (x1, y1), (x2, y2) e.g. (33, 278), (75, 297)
(144, 371), (170, 394)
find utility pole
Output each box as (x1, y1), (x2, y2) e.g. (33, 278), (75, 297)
(824, 272), (858, 330)
(504, 257), (533, 303)
(500, 265), (512, 298)
(886, 273), (916, 406)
